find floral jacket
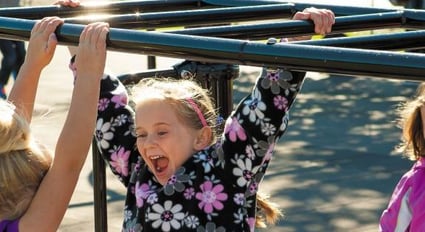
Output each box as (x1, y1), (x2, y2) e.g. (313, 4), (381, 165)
(94, 67), (306, 231)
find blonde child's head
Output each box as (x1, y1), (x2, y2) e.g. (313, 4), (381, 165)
(397, 83), (425, 160)
(131, 77), (219, 185)
(131, 77), (219, 143)
(0, 100), (51, 220)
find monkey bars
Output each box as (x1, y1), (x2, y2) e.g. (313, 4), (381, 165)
(1, 1), (425, 232)
(0, 16), (423, 80)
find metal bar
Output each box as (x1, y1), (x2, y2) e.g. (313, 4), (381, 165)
(295, 29), (425, 51)
(92, 138), (108, 232)
(59, 5), (425, 31)
(203, 0), (398, 15)
(63, 4), (295, 29)
(168, 11), (406, 39)
(0, 0), (209, 19)
(60, 8), (425, 39)
(1, 16), (424, 80)
(0, 0), (398, 20)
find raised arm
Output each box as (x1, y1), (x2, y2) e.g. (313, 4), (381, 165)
(19, 20), (109, 232)
(7, 17), (61, 123)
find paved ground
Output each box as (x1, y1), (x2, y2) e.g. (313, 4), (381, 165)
(12, 44), (417, 232)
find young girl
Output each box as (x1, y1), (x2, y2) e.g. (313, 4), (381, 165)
(379, 83), (425, 231)
(0, 10), (109, 232)
(89, 8), (334, 231)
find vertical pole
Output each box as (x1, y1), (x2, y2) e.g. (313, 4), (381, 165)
(147, 28), (156, 69)
(92, 138), (108, 232)
(208, 64), (239, 118)
(173, 61), (239, 118)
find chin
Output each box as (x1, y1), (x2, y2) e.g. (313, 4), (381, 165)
(157, 177), (168, 186)
(155, 171), (172, 186)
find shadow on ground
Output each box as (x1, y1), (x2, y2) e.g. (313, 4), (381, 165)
(233, 71), (417, 232)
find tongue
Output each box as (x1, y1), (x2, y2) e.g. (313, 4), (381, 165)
(156, 157), (169, 171)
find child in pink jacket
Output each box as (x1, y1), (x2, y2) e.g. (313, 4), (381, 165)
(380, 83), (425, 231)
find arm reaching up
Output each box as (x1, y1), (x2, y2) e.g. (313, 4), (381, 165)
(21, 20), (109, 232)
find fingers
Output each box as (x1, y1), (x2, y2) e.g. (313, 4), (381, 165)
(95, 23), (109, 50)
(75, 22), (109, 79)
(293, 8), (335, 36)
(31, 17), (64, 38)
(314, 9), (335, 35)
(79, 22), (109, 48)
(46, 33), (59, 55)
(292, 12), (310, 21)
(54, 0), (80, 7)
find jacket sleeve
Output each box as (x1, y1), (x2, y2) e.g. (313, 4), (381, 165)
(94, 73), (142, 187)
(379, 174), (412, 232)
(222, 66), (306, 164)
(219, 42), (307, 197)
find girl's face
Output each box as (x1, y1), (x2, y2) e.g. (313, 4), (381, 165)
(135, 99), (201, 185)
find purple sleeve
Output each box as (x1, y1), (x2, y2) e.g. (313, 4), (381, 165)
(0, 219), (19, 232)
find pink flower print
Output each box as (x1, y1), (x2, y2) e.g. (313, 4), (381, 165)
(196, 181), (228, 214)
(98, 98), (110, 111)
(247, 217), (256, 232)
(110, 147), (130, 176)
(262, 142), (275, 165)
(184, 187), (195, 200)
(135, 182), (152, 208)
(224, 117), (246, 142)
(273, 95), (288, 111)
(111, 93), (127, 109)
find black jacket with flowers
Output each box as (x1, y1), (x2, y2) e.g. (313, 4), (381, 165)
(94, 67), (306, 231)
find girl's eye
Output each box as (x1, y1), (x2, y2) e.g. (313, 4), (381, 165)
(158, 131), (167, 136)
(136, 133), (147, 138)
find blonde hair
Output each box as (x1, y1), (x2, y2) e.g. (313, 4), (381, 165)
(396, 83), (425, 161)
(131, 77), (282, 227)
(0, 100), (51, 220)
(131, 77), (219, 143)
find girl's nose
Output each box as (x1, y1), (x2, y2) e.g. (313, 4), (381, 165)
(143, 134), (156, 148)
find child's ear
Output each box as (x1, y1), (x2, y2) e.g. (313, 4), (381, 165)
(194, 126), (212, 150)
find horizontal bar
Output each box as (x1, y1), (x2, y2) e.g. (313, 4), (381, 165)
(64, 4), (295, 29)
(169, 11), (405, 39)
(70, 10), (424, 51)
(1, 16), (424, 80)
(0, 0), (399, 20)
(204, 0), (398, 16)
(0, 0), (210, 19)
(63, 8), (425, 39)
(295, 30), (425, 51)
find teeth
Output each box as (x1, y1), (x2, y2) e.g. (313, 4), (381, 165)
(150, 155), (162, 160)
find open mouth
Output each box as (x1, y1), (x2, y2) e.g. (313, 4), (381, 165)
(150, 155), (169, 174)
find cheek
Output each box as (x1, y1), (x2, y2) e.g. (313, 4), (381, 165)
(136, 139), (145, 155)
(172, 151), (193, 169)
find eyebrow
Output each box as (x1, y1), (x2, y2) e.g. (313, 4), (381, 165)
(135, 122), (170, 131)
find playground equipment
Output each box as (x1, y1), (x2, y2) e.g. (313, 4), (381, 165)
(1, 1), (425, 231)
